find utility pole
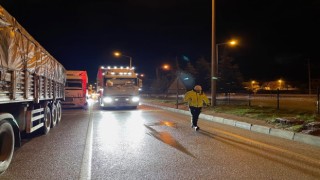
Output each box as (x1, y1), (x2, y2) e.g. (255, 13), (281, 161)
(211, 0), (216, 106)
(308, 59), (311, 95)
(176, 56), (180, 109)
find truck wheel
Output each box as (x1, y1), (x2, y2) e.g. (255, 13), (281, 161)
(56, 102), (62, 123)
(51, 103), (57, 128)
(42, 106), (51, 135)
(0, 120), (15, 175)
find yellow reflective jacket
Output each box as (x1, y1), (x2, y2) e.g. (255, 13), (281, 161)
(184, 90), (209, 107)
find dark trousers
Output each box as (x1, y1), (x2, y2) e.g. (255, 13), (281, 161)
(189, 106), (202, 127)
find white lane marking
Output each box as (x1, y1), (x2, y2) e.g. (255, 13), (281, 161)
(79, 107), (93, 180)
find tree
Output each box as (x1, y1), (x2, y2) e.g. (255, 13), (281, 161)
(195, 57), (211, 91)
(217, 50), (244, 93)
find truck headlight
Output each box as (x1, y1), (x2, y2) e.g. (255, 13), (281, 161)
(103, 97), (113, 103)
(132, 97), (139, 102)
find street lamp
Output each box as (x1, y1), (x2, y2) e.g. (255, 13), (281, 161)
(156, 64), (170, 80)
(211, 40), (237, 106)
(278, 79), (283, 90)
(216, 40), (237, 74)
(113, 51), (132, 69)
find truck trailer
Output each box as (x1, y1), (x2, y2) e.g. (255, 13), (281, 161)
(0, 6), (66, 174)
(61, 70), (88, 109)
(97, 66), (142, 109)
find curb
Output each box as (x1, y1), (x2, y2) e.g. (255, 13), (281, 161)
(142, 103), (320, 147)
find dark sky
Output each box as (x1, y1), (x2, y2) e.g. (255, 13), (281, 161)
(1, 0), (320, 84)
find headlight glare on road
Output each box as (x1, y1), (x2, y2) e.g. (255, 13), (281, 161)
(103, 97), (113, 103)
(132, 97), (139, 102)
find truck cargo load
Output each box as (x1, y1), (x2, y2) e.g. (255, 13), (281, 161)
(0, 5), (66, 174)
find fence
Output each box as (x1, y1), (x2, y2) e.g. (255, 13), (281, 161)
(141, 90), (320, 114)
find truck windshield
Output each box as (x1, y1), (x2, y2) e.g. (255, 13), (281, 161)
(104, 78), (136, 87)
(66, 80), (82, 89)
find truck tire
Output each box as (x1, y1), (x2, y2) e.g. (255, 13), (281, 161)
(56, 101), (62, 123)
(42, 106), (51, 135)
(0, 120), (15, 175)
(51, 103), (57, 128)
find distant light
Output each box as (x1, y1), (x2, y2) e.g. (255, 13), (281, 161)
(229, 40), (237, 46)
(163, 64), (170, 70)
(182, 55), (190, 61)
(114, 52), (121, 57)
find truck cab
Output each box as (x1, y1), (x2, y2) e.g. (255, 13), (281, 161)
(62, 71), (88, 109)
(97, 66), (142, 109)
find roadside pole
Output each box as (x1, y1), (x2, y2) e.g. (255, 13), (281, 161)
(317, 87), (319, 114)
(277, 89), (280, 110)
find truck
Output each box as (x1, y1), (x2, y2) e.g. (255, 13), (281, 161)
(97, 66), (142, 109)
(61, 70), (88, 109)
(0, 5), (66, 174)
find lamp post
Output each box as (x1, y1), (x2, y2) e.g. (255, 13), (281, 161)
(156, 64), (170, 80)
(216, 40), (237, 74)
(114, 51), (132, 69)
(212, 40), (237, 106)
(278, 79), (282, 90)
(211, 0), (216, 107)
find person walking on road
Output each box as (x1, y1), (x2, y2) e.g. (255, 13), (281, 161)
(184, 85), (210, 131)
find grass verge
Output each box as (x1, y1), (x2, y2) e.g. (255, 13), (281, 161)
(142, 97), (320, 133)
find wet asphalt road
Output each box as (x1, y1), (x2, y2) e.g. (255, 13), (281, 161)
(1, 101), (320, 180)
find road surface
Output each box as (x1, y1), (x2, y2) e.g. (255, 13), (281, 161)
(1, 101), (320, 179)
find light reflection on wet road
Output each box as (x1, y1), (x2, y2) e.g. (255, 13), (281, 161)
(89, 104), (320, 179)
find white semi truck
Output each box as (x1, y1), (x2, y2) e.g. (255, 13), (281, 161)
(61, 70), (88, 109)
(0, 6), (66, 174)
(97, 66), (142, 109)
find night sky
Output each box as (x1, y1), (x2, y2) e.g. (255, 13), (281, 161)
(1, 0), (320, 84)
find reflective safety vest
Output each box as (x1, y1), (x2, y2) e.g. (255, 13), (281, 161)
(184, 90), (209, 107)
